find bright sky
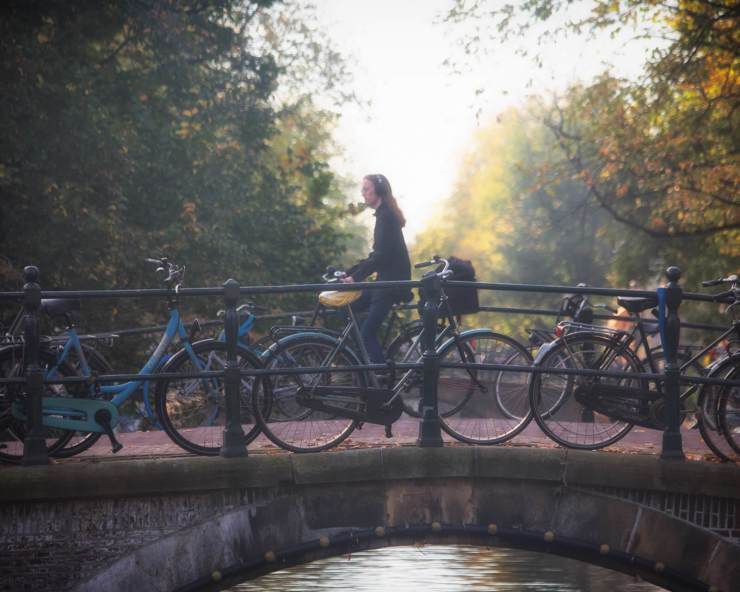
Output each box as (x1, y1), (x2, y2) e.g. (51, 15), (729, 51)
(314, 0), (654, 243)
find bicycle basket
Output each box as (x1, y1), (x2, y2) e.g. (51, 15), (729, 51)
(443, 256), (479, 316)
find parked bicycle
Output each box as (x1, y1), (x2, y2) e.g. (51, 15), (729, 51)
(252, 256), (532, 452)
(503, 288), (617, 423)
(0, 302), (116, 461)
(528, 274), (740, 452)
(0, 258), (268, 462)
(695, 274), (740, 462)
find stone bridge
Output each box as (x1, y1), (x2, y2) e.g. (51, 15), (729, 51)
(1, 448), (739, 592)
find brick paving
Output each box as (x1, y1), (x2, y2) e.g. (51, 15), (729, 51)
(37, 418), (721, 466)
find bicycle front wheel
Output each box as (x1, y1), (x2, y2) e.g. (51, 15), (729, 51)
(719, 374), (740, 455)
(438, 331), (533, 445)
(529, 334), (638, 449)
(155, 340), (267, 456)
(255, 336), (361, 453)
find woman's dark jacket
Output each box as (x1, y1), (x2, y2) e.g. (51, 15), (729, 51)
(347, 202), (412, 303)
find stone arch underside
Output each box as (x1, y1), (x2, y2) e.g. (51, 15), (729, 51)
(75, 478), (740, 592)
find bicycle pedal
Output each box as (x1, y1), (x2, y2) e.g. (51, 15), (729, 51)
(356, 421), (364, 430)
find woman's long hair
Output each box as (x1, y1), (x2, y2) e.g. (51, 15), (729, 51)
(365, 174), (406, 228)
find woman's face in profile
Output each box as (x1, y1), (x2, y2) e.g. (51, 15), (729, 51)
(361, 178), (381, 209)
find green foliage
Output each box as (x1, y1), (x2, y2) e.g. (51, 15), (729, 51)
(0, 0), (363, 331)
(442, 0), (738, 296)
(412, 108), (622, 337)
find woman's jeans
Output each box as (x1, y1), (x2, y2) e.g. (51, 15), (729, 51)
(350, 290), (395, 364)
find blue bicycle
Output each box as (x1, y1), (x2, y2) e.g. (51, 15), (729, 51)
(0, 258), (268, 461)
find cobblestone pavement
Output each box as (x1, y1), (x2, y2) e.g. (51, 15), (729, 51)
(29, 418), (722, 466)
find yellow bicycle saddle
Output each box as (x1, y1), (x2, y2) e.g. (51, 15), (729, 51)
(318, 290), (362, 308)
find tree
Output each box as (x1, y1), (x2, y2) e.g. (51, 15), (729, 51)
(0, 0), (362, 329)
(412, 107), (624, 336)
(445, 0), (739, 240)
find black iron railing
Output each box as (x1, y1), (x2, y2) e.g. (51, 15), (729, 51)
(2, 264), (737, 466)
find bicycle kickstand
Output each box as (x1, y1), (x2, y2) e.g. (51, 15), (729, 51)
(94, 409), (123, 453)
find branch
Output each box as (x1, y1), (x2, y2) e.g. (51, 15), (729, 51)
(543, 118), (740, 238)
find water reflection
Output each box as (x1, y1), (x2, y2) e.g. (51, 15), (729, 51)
(228, 546), (664, 591)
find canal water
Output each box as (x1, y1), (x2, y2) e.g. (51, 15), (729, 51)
(227, 545), (664, 591)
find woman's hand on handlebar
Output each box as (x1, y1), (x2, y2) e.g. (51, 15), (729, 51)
(322, 266), (348, 283)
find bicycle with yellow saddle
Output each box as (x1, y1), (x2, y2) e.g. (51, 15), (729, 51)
(253, 257), (532, 453)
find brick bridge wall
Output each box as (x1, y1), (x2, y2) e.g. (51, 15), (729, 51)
(1, 448), (739, 592)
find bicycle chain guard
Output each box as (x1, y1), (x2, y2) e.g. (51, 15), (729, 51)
(296, 386), (404, 426)
(573, 383), (670, 430)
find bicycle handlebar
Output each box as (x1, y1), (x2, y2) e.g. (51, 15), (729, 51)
(702, 274), (738, 287)
(414, 255), (441, 269)
(322, 266), (346, 283)
(700, 274), (738, 308)
(145, 257), (184, 289)
(414, 256), (452, 279)
(216, 302), (264, 318)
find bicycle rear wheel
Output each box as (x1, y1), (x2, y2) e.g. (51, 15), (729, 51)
(155, 340), (266, 456)
(255, 335), (361, 453)
(529, 334), (638, 449)
(719, 378), (740, 455)
(697, 355), (739, 462)
(0, 346), (79, 463)
(438, 331), (533, 445)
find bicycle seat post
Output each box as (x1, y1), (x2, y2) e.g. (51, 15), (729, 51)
(21, 265), (50, 466)
(417, 272), (443, 447)
(220, 278), (247, 458)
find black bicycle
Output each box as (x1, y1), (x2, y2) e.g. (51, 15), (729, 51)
(528, 275), (739, 451)
(253, 257), (532, 452)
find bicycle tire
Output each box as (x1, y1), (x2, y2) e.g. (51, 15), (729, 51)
(0, 345), (79, 463)
(438, 330), (534, 445)
(155, 340), (267, 456)
(255, 334), (361, 453)
(529, 333), (639, 450)
(718, 365), (740, 455)
(697, 355), (739, 462)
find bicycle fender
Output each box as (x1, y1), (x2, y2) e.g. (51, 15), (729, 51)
(705, 351), (740, 376)
(533, 339), (561, 364)
(437, 328), (498, 353)
(262, 331), (362, 366)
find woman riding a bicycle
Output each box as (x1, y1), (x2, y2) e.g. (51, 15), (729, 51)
(340, 174), (412, 366)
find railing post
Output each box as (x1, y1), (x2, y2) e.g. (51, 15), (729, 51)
(220, 278), (247, 458)
(660, 266), (685, 460)
(417, 273), (444, 447)
(21, 265), (49, 466)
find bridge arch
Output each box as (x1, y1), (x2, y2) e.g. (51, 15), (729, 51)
(58, 448), (739, 592)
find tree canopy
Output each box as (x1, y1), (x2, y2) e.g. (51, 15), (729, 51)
(0, 0), (362, 326)
(439, 0), (738, 291)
